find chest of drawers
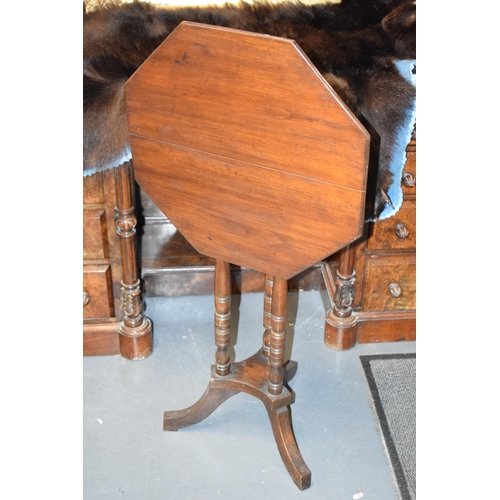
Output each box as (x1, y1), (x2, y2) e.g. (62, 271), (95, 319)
(324, 136), (416, 348)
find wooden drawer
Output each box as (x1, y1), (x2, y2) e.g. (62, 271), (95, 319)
(83, 171), (104, 204)
(401, 148), (416, 196)
(83, 208), (110, 259)
(83, 264), (115, 319)
(367, 198), (415, 252)
(362, 253), (416, 311)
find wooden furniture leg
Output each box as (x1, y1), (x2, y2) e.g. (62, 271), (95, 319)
(267, 277), (310, 488)
(324, 244), (359, 350)
(263, 275), (298, 383)
(268, 278), (287, 395)
(163, 266), (311, 490)
(114, 161), (153, 360)
(261, 274), (274, 357)
(214, 260), (232, 376)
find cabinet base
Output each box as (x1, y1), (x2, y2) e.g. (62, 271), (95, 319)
(323, 310), (416, 351)
(83, 317), (153, 359)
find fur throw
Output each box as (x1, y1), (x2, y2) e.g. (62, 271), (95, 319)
(83, 0), (416, 220)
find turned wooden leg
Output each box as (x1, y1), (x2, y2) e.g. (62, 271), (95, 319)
(264, 275), (298, 383)
(214, 259), (231, 376)
(324, 244), (358, 350)
(266, 278), (310, 489)
(114, 161), (153, 360)
(268, 277), (287, 395)
(262, 274), (274, 357)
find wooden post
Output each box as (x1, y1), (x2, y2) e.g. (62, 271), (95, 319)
(262, 274), (274, 358)
(324, 244), (358, 350)
(114, 161), (153, 360)
(214, 259), (231, 376)
(268, 277), (287, 395)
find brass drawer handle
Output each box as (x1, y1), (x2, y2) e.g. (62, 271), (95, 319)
(83, 291), (90, 307)
(394, 223), (410, 239)
(402, 172), (416, 188)
(388, 283), (403, 298)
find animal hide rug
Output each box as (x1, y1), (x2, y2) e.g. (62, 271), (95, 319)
(83, 0), (416, 220)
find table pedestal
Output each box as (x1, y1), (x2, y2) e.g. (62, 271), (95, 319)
(163, 261), (311, 490)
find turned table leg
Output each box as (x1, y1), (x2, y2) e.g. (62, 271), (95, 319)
(262, 274), (274, 357)
(268, 277), (287, 395)
(214, 260), (232, 376)
(267, 276), (311, 489)
(324, 244), (358, 350)
(114, 161), (153, 360)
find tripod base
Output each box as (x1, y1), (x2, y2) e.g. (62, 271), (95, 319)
(163, 349), (311, 490)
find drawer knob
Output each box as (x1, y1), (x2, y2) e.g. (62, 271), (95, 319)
(394, 223), (410, 239)
(402, 172), (416, 188)
(83, 291), (90, 307)
(388, 283), (403, 298)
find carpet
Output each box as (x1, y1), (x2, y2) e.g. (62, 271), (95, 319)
(360, 353), (416, 500)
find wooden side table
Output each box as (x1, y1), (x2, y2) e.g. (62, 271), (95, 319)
(125, 22), (369, 489)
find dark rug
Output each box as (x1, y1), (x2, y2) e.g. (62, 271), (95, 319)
(360, 353), (416, 500)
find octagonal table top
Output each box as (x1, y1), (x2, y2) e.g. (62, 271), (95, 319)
(125, 22), (370, 279)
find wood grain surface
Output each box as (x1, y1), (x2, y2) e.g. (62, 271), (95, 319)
(126, 22), (370, 279)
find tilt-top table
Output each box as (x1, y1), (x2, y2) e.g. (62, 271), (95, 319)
(124, 21), (369, 490)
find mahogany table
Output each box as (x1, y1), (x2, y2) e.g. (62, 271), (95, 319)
(125, 21), (369, 490)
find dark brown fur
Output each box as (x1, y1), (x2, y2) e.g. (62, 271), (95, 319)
(83, 0), (416, 219)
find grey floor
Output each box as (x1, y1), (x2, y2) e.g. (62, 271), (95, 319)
(83, 290), (416, 499)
